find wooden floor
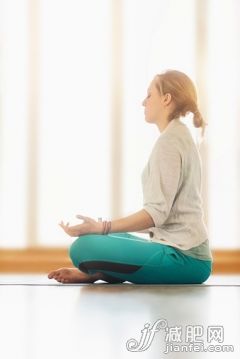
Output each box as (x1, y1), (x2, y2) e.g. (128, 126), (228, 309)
(0, 275), (239, 359)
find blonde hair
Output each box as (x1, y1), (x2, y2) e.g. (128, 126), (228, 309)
(155, 70), (208, 138)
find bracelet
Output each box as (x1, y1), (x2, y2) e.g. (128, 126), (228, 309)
(101, 220), (112, 235)
(102, 220), (107, 234)
(106, 220), (111, 234)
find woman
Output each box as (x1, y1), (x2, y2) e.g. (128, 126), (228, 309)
(48, 69), (213, 284)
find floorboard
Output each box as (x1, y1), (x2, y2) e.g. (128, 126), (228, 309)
(0, 274), (239, 359)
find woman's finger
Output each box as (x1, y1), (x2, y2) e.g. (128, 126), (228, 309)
(76, 214), (95, 223)
(76, 214), (85, 220)
(59, 223), (69, 233)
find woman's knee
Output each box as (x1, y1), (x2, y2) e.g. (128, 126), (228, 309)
(69, 235), (90, 267)
(68, 238), (80, 267)
(68, 234), (102, 268)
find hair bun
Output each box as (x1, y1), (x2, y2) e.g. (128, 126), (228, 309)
(193, 110), (202, 127)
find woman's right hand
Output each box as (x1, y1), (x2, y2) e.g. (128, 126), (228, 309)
(59, 214), (103, 237)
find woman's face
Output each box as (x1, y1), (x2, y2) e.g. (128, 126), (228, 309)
(142, 77), (172, 124)
(142, 78), (164, 123)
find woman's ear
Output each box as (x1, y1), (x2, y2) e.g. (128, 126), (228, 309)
(163, 93), (172, 106)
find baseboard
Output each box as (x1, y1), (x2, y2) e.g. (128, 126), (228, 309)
(0, 248), (240, 274)
(0, 248), (72, 273)
(212, 249), (240, 273)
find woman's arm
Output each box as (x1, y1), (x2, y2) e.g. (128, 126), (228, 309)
(59, 209), (155, 237)
(97, 209), (155, 234)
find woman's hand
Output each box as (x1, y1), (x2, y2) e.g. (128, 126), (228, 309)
(59, 214), (102, 237)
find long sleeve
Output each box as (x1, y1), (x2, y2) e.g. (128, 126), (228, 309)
(142, 138), (182, 228)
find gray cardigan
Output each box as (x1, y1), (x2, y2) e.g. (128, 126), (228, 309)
(141, 118), (212, 261)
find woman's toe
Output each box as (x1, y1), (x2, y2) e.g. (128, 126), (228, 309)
(48, 271), (56, 279)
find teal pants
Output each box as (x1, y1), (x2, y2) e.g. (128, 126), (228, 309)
(69, 232), (212, 284)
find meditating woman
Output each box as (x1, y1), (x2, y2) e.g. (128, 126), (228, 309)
(48, 69), (213, 284)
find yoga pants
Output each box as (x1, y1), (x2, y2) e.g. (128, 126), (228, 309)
(68, 232), (212, 284)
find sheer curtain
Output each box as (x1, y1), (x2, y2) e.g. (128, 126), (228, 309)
(0, 0), (240, 249)
(37, 0), (112, 246)
(206, 0), (240, 248)
(0, 0), (29, 248)
(0, 0), (112, 247)
(122, 0), (197, 216)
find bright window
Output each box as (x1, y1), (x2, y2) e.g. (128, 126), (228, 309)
(1, 0), (240, 249)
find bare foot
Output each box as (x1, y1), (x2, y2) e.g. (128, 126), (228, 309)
(48, 267), (101, 284)
(48, 267), (125, 284)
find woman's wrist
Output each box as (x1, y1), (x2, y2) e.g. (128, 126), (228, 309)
(94, 218), (103, 234)
(94, 209), (154, 235)
(102, 220), (111, 234)
(95, 218), (111, 235)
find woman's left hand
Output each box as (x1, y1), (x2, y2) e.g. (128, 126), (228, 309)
(59, 214), (102, 237)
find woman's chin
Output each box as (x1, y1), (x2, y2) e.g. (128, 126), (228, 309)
(144, 116), (152, 123)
